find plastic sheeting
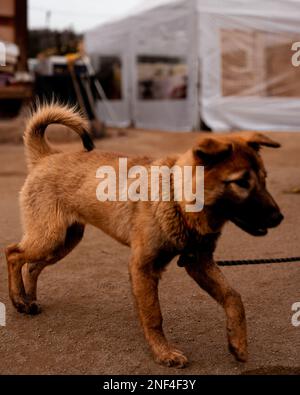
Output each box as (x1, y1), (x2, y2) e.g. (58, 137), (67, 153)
(199, 0), (300, 131)
(85, 0), (300, 132)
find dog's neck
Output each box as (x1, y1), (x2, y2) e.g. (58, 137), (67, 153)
(151, 153), (227, 251)
(153, 198), (225, 254)
(177, 202), (225, 244)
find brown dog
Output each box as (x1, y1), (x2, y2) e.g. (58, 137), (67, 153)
(5, 104), (283, 368)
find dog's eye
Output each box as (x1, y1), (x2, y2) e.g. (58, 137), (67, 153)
(233, 178), (250, 189)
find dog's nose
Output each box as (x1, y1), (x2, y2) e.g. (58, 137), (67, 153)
(268, 211), (284, 227)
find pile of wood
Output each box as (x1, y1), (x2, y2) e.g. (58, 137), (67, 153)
(0, 0), (32, 106)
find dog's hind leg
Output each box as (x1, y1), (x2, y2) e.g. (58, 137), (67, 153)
(5, 243), (28, 313)
(184, 254), (248, 362)
(129, 249), (188, 368)
(6, 219), (84, 315)
(22, 222), (85, 312)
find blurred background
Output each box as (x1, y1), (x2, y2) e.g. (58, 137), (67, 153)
(1, 0), (300, 139)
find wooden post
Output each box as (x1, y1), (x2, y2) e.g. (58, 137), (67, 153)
(15, 0), (28, 71)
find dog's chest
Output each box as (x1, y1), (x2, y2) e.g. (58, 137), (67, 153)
(176, 232), (221, 267)
(155, 232), (221, 270)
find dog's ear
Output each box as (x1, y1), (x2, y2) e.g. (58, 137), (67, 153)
(241, 132), (281, 150)
(193, 137), (233, 165)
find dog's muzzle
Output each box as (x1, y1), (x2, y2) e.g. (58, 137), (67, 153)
(231, 210), (284, 237)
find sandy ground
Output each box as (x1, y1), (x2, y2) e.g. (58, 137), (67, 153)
(0, 128), (299, 375)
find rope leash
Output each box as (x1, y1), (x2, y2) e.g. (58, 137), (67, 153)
(217, 256), (300, 267)
(178, 255), (300, 268)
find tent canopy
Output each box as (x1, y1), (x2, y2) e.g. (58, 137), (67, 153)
(85, 0), (300, 132)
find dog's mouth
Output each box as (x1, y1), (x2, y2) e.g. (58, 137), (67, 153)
(231, 217), (268, 237)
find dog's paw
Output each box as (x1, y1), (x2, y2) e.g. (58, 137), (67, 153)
(228, 342), (248, 362)
(155, 349), (188, 368)
(26, 301), (42, 315)
(13, 300), (29, 314)
(12, 299), (42, 315)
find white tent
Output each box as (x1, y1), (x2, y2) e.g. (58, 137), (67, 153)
(85, 0), (300, 132)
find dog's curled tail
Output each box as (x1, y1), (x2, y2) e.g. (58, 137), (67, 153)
(24, 103), (95, 169)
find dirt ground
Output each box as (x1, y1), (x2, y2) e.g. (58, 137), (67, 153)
(0, 127), (299, 375)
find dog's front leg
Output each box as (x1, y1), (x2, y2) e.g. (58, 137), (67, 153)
(129, 252), (188, 368)
(184, 254), (248, 362)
